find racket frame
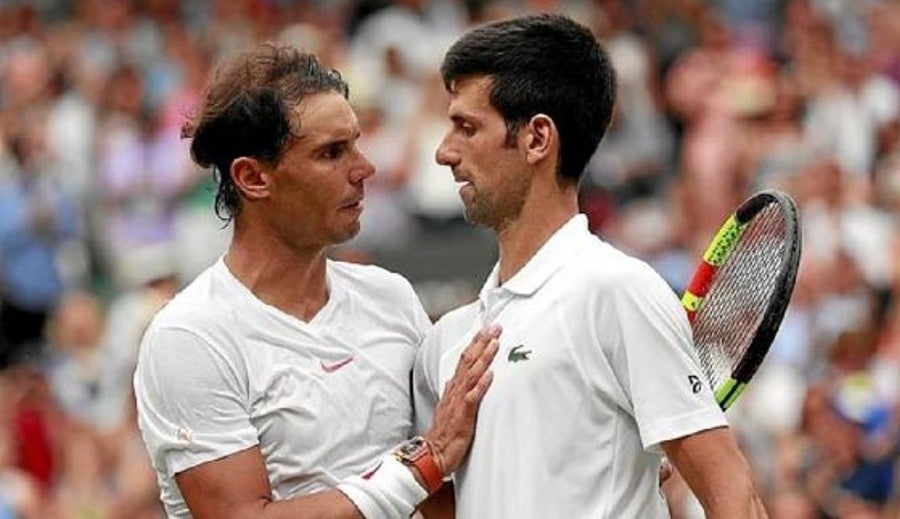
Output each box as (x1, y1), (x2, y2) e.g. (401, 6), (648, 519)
(681, 190), (802, 409)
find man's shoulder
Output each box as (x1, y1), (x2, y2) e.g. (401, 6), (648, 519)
(147, 265), (233, 336)
(329, 259), (408, 283)
(569, 239), (660, 287)
(329, 260), (417, 302)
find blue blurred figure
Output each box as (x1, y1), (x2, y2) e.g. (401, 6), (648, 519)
(0, 116), (79, 367)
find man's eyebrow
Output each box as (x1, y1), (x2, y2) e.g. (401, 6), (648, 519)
(450, 112), (478, 124)
(310, 128), (362, 149)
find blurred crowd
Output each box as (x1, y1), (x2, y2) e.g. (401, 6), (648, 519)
(0, 0), (899, 517)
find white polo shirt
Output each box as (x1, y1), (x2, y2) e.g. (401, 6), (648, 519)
(135, 258), (430, 518)
(413, 215), (727, 518)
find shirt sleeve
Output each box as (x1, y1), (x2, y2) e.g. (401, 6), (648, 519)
(411, 329), (441, 436)
(602, 264), (728, 451)
(401, 276), (432, 347)
(134, 326), (259, 477)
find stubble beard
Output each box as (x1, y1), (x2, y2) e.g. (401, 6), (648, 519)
(335, 218), (362, 244)
(463, 172), (531, 230)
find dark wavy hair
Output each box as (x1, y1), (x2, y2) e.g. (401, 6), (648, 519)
(441, 14), (616, 184)
(182, 43), (349, 221)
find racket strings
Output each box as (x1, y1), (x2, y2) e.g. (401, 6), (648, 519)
(693, 203), (786, 390)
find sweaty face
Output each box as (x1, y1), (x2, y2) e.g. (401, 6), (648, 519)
(267, 92), (375, 249)
(435, 76), (531, 229)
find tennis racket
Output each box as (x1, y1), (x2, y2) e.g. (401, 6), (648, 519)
(681, 190), (801, 410)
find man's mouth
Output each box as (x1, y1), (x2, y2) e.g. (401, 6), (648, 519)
(341, 195), (364, 210)
(457, 181), (475, 199)
(454, 174), (473, 188)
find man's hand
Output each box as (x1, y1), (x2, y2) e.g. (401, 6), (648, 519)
(424, 325), (501, 475)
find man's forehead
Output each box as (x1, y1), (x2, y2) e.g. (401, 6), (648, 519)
(446, 76), (497, 117)
(290, 92), (358, 139)
(448, 76), (493, 98)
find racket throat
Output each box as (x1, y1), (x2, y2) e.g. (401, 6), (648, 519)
(714, 377), (747, 411)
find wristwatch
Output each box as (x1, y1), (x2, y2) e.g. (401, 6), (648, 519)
(393, 436), (444, 494)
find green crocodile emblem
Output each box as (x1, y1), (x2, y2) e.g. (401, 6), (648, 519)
(508, 344), (532, 363)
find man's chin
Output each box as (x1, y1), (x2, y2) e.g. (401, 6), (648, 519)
(463, 205), (494, 228)
(333, 223), (362, 245)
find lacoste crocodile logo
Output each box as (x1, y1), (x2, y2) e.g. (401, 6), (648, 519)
(508, 344), (532, 363)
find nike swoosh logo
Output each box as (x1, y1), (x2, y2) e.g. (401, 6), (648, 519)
(320, 357), (355, 373)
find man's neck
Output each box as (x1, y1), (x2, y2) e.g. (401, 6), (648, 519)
(495, 192), (578, 285)
(225, 221), (329, 322)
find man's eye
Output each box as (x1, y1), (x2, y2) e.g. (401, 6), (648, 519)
(322, 145), (344, 159)
(460, 124), (475, 137)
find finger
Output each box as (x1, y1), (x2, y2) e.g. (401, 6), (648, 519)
(456, 331), (485, 368)
(456, 329), (494, 372)
(467, 338), (499, 381)
(464, 370), (494, 405)
(479, 337), (499, 364)
(456, 351), (476, 374)
(484, 323), (502, 338)
(659, 459), (673, 485)
(462, 338), (499, 387)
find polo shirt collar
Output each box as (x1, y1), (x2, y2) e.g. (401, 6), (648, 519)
(479, 214), (591, 299)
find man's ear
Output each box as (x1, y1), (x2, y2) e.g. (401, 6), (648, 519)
(523, 114), (557, 166)
(231, 157), (272, 201)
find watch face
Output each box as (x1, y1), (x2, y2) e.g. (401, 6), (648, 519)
(398, 437), (426, 458)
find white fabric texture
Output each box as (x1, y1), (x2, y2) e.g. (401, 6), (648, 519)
(413, 214), (727, 519)
(135, 258), (430, 518)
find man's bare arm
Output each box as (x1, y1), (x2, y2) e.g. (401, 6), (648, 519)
(176, 446), (361, 519)
(662, 427), (768, 519)
(175, 328), (500, 519)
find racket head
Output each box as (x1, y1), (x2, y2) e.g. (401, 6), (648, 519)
(682, 190), (802, 410)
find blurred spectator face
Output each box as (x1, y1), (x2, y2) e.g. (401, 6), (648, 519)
(105, 65), (144, 116)
(830, 249), (865, 295)
(50, 292), (103, 354)
(804, 159), (844, 208)
(8, 114), (49, 175)
(830, 328), (877, 373)
(768, 489), (815, 519)
(2, 45), (52, 108)
(357, 104), (383, 135)
(838, 51), (870, 88)
(768, 75), (802, 123)
(384, 47), (407, 78)
(801, 387), (859, 469)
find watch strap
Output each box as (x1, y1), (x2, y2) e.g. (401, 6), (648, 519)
(396, 437), (444, 494)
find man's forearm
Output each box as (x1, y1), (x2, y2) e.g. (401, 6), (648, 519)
(257, 490), (364, 519)
(662, 427), (769, 519)
(695, 477), (767, 519)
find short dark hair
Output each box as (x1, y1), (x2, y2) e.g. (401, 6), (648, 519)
(183, 43), (349, 221)
(441, 14), (616, 184)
